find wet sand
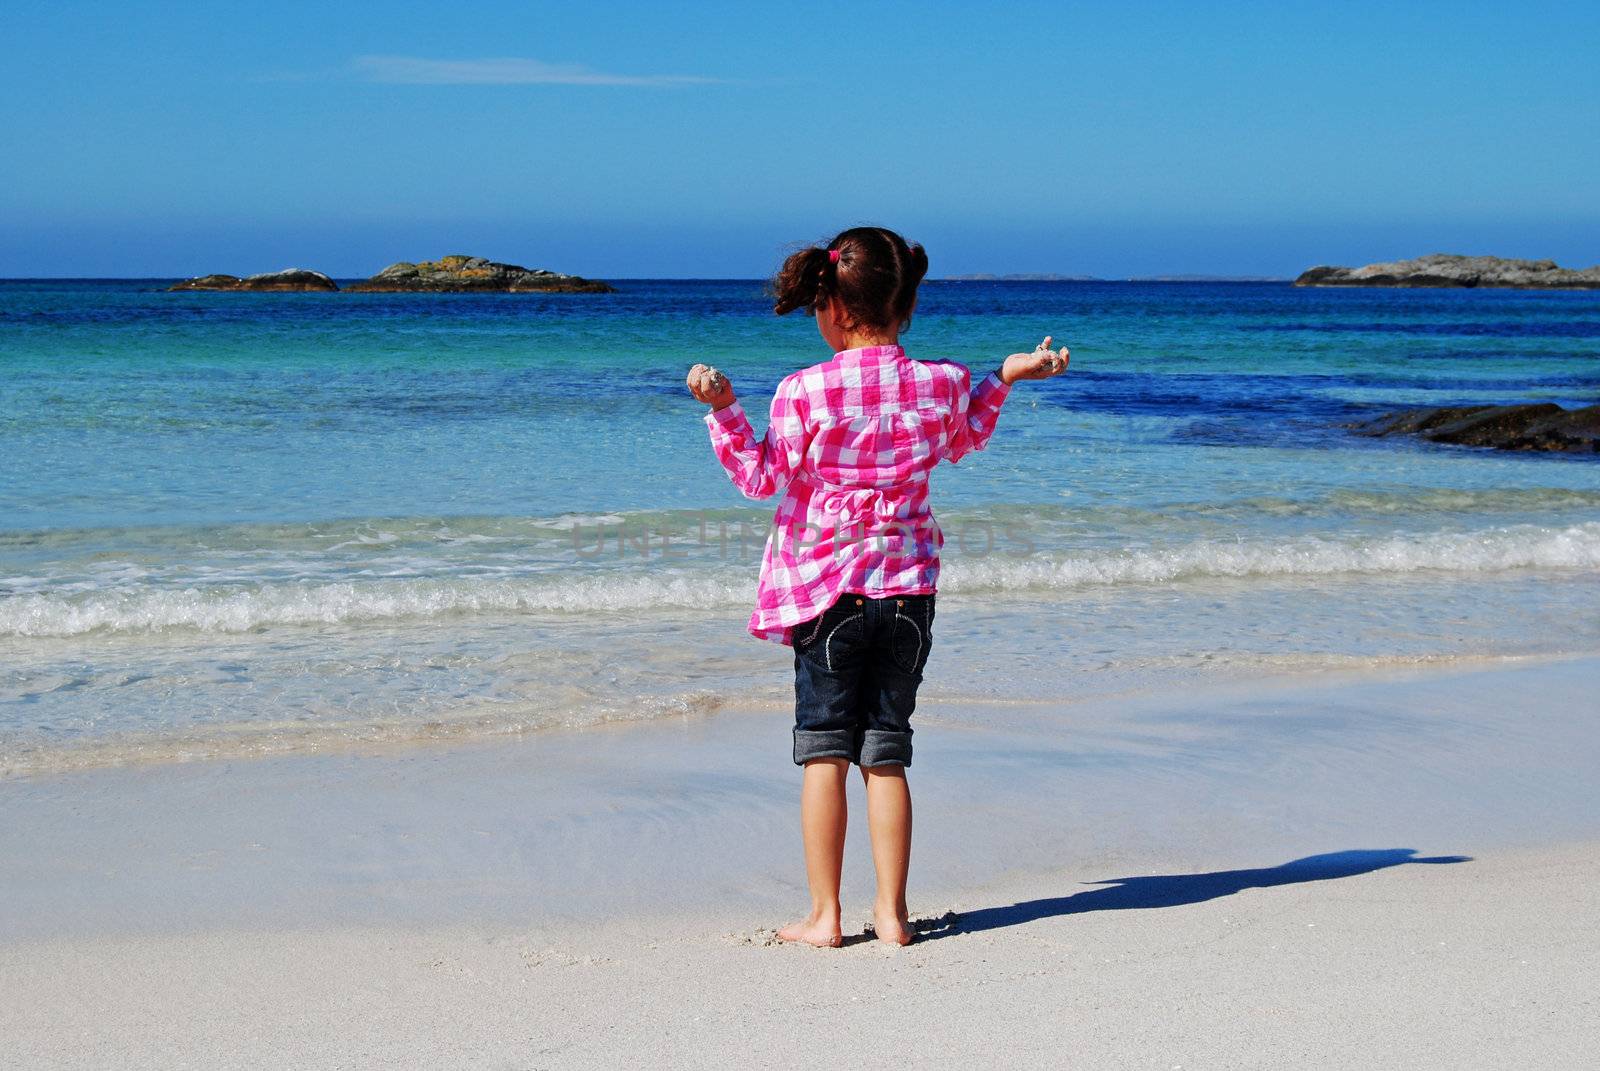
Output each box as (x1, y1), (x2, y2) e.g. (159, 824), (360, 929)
(2, 656), (1597, 1067)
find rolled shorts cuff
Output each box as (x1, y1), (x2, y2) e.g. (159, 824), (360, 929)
(859, 728), (913, 768)
(793, 728), (857, 766)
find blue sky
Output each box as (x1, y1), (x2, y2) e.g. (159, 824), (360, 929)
(1, 1), (1596, 277)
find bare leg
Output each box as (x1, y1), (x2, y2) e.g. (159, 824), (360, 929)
(862, 764), (913, 945)
(776, 758), (848, 947)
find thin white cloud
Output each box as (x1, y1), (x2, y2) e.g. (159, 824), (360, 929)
(353, 55), (718, 87)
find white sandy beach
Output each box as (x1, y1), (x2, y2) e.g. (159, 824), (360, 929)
(2, 655), (1597, 1068)
(4, 840), (1595, 1069)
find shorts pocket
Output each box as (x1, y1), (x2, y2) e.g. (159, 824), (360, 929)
(799, 603), (866, 675)
(889, 598), (933, 676)
(796, 597), (855, 651)
(794, 612), (828, 651)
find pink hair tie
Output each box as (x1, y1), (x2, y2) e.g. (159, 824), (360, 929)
(828, 249), (841, 264)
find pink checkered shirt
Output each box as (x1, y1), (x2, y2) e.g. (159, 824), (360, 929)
(704, 343), (1012, 645)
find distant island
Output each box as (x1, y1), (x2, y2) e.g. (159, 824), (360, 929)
(345, 256), (614, 293)
(169, 255), (614, 294)
(943, 273), (1105, 282)
(1129, 273), (1288, 283)
(942, 273), (1287, 282)
(169, 269), (337, 292)
(1295, 254), (1600, 289)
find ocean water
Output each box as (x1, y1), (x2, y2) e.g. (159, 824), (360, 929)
(2, 279), (1598, 775)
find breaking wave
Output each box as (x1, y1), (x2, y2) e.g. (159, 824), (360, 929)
(4, 522), (1597, 638)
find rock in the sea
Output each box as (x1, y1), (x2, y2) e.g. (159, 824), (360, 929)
(168, 273), (245, 291)
(344, 255), (614, 293)
(169, 269), (338, 292)
(1295, 254), (1600, 289)
(1348, 403), (1600, 453)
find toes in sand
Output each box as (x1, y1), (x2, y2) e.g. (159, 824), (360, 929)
(776, 919), (843, 948)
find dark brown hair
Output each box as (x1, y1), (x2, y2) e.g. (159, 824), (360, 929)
(771, 226), (929, 332)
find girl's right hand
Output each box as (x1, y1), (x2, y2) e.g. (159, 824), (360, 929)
(686, 364), (737, 410)
(1000, 336), (1070, 384)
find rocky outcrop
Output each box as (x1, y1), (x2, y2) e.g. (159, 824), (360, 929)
(1347, 404), (1600, 453)
(1295, 254), (1600, 289)
(344, 255), (614, 293)
(167, 256), (614, 294)
(169, 269), (338, 292)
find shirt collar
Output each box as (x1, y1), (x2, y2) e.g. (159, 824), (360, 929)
(834, 343), (904, 364)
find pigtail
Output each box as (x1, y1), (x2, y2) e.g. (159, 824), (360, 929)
(904, 243), (929, 288)
(772, 246), (834, 316)
(771, 226), (928, 331)
(896, 242), (929, 326)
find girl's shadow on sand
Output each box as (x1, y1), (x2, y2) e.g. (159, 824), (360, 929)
(909, 848), (1470, 942)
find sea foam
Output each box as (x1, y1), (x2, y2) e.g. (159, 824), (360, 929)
(2, 523), (1597, 638)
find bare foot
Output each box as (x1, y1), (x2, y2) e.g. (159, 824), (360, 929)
(776, 912), (842, 948)
(872, 906), (914, 946)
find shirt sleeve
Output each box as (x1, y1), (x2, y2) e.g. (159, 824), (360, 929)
(703, 375), (810, 500)
(943, 365), (1013, 464)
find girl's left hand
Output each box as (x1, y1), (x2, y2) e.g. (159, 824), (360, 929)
(1000, 336), (1070, 384)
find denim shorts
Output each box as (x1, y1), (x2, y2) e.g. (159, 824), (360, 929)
(792, 591), (935, 767)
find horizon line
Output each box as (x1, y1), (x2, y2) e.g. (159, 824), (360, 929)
(0, 274), (1296, 284)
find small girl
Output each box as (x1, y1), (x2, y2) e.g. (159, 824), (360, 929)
(687, 226), (1069, 946)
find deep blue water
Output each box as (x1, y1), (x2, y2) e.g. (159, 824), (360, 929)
(3, 279), (1597, 532)
(1, 279), (1597, 770)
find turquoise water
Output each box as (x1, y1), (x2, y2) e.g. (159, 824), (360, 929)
(2, 280), (1598, 773)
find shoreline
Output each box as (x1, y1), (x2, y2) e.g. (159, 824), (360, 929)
(1, 645), (1588, 782)
(4, 653), (1596, 938)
